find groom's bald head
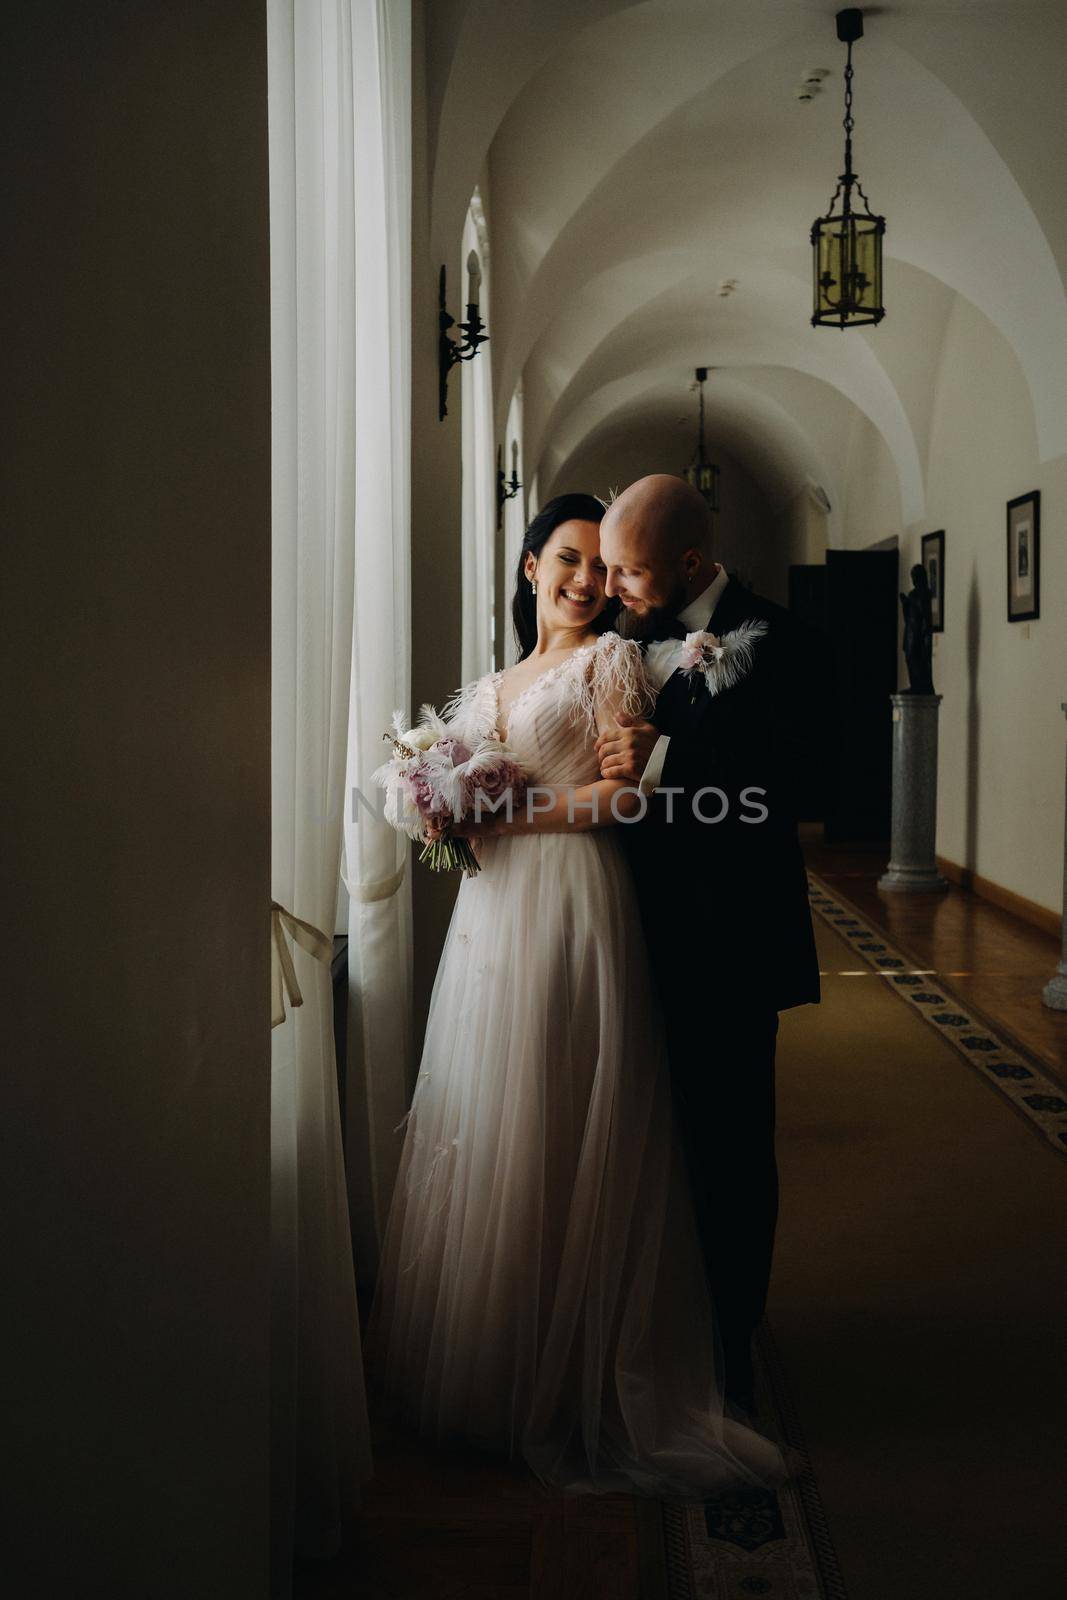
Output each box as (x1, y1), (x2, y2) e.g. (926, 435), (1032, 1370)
(602, 474), (713, 564)
(600, 474), (717, 626)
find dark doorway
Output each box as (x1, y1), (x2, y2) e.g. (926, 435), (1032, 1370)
(787, 564), (831, 824)
(789, 548), (899, 842)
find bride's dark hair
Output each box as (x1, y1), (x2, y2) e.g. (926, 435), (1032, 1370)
(511, 493), (621, 661)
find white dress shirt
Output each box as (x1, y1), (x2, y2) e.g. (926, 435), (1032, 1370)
(637, 564), (730, 797)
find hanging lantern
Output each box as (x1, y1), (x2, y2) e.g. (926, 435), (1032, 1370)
(811, 9), (885, 330)
(682, 367), (720, 511)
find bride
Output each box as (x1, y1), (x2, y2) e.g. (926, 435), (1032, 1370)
(361, 492), (792, 1499)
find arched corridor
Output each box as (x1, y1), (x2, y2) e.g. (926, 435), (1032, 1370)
(364, 1), (1067, 1591)
(5, 4), (1066, 1597)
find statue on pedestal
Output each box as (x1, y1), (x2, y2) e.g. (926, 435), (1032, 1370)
(899, 563), (935, 695)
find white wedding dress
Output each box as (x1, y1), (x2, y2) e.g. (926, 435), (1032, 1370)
(362, 631), (791, 1498)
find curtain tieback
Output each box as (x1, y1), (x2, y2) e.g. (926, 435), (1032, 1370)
(339, 835), (407, 903)
(344, 861), (407, 903)
(271, 901), (333, 1028)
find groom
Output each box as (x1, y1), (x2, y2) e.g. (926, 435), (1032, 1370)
(596, 474), (820, 1417)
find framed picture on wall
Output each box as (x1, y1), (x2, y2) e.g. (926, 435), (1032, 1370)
(1006, 491), (1040, 622)
(921, 529), (945, 632)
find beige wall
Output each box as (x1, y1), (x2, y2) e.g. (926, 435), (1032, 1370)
(839, 412), (906, 553)
(912, 297), (1065, 915)
(830, 295), (1066, 915)
(776, 486), (834, 576)
(411, 0), (467, 1054)
(2, 6), (271, 1593)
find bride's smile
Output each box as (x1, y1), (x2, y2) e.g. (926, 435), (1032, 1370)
(521, 515), (614, 649)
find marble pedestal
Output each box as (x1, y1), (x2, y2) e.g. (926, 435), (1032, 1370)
(878, 692), (949, 893)
(1042, 702), (1067, 1010)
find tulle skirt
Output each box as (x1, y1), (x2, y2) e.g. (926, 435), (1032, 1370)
(361, 827), (793, 1498)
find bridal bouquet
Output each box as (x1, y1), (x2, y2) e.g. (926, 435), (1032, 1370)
(372, 708), (528, 876)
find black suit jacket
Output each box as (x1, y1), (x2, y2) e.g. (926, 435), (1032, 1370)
(622, 577), (821, 1015)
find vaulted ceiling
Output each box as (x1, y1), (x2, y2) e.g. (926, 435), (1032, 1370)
(426, 0), (1067, 521)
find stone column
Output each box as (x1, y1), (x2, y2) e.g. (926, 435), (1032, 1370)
(1042, 703), (1067, 1010)
(878, 692), (949, 893)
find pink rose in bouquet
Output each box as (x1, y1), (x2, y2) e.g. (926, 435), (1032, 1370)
(460, 748), (527, 819)
(372, 707), (529, 876)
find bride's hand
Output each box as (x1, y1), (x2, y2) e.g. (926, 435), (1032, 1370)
(423, 814), (495, 844)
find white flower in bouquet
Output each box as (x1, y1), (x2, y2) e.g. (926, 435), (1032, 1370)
(396, 723), (439, 753)
(372, 705), (528, 876)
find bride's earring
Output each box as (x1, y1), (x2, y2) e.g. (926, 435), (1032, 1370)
(530, 578), (537, 595)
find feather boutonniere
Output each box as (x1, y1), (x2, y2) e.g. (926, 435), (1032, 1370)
(678, 619), (769, 700)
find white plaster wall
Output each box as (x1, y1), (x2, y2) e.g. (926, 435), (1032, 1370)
(839, 412), (906, 551)
(905, 296), (1066, 914)
(827, 291), (1066, 913)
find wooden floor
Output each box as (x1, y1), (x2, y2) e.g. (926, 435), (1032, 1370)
(770, 906), (1067, 1599)
(294, 1410), (654, 1600)
(804, 827), (1067, 1085)
(296, 833), (1067, 1598)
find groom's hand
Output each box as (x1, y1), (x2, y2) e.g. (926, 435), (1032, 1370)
(595, 715), (660, 783)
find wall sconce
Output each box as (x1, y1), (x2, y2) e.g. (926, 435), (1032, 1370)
(438, 252), (488, 419)
(497, 440), (521, 529)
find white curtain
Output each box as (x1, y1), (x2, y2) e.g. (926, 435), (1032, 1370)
(340, 0), (413, 1293)
(461, 192), (495, 681)
(268, 0), (412, 1592)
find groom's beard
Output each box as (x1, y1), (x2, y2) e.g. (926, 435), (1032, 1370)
(615, 607), (652, 641)
(615, 583), (690, 641)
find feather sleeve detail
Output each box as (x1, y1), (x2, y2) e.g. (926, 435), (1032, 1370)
(439, 674), (496, 742)
(566, 632), (655, 733)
